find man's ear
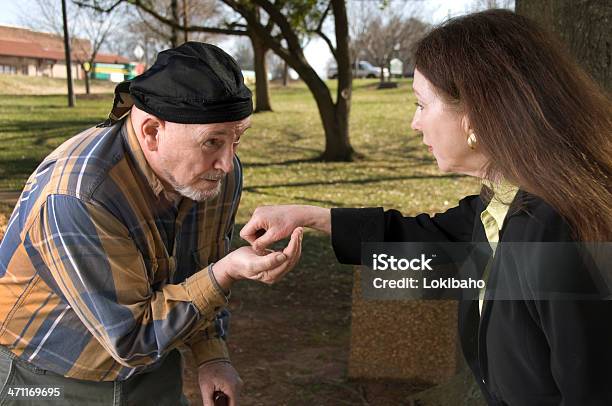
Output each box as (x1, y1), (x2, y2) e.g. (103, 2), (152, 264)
(141, 117), (164, 151)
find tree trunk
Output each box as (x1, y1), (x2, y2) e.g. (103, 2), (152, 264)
(182, 0), (189, 43)
(327, 0), (354, 161)
(282, 61), (288, 86)
(515, 0), (611, 92)
(251, 32), (272, 112)
(304, 70), (353, 161)
(61, 0), (75, 107)
(274, 0), (353, 161)
(84, 71), (90, 95)
(170, 0), (179, 47)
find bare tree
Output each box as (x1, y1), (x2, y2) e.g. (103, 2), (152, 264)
(469, 0), (515, 11)
(351, 4), (428, 82)
(347, 0), (374, 67)
(232, 37), (254, 70)
(20, 0), (122, 94)
(358, 14), (403, 82)
(395, 17), (429, 77)
(74, 8), (122, 94)
(125, 0), (222, 51)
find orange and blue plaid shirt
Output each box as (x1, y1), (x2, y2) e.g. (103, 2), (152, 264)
(0, 116), (241, 381)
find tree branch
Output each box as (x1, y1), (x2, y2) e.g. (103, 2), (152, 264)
(249, 0), (304, 56)
(314, 30), (337, 60)
(72, 0), (125, 13)
(308, 1), (336, 58)
(315, 1), (332, 33)
(74, 0), (249, 36)
(223, 0), (294, 65)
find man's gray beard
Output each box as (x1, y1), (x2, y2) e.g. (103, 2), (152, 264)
(174, 179), (222, 202)
(160, 163), (223, 202)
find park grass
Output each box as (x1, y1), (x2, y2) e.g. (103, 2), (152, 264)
(0, 77), (482, 403)
(0, 74), (115, 95)
(0, 78), (480, 219)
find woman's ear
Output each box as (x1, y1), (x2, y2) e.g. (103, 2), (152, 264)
(461, 114), (471, 135)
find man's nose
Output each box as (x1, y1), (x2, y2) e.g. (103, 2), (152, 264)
(215, 146), (234, 173)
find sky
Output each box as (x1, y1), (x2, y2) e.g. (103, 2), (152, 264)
(0, 0), (483, 78)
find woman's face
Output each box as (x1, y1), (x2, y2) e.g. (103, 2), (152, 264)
(411, 68), (489, 177)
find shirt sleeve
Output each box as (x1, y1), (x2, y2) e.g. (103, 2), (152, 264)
(184, 309), (231, 366)
(26, 193), (228, 369)
(330, 194), (481, 264)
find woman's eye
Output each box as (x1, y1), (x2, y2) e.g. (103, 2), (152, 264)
(414, 102), (423, 110)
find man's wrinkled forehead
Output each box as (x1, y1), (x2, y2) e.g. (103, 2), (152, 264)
(192, 116), (252, 138)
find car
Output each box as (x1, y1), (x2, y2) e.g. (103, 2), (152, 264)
(327, 60), (389, 79)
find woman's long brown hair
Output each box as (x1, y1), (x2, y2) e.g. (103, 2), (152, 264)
(414, 9), (612, 241)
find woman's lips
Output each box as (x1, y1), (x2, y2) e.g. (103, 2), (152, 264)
(428, 146), (433, 153)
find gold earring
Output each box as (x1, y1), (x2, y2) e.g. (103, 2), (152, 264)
(467, 131), (477, 150)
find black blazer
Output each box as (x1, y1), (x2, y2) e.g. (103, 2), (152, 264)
(331, 191), (612, 405)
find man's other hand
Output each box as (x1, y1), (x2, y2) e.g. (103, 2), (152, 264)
(198, 362), (243, 406)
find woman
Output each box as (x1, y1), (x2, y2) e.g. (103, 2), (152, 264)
(241, 9), (612, 406)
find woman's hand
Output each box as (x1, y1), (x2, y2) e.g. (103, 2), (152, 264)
(240, 205), (331, 252)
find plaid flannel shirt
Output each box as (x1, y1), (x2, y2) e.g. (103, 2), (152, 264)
(0, 116), (241, 381)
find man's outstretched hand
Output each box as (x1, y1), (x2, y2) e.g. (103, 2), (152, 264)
(213, 227), (303, 290)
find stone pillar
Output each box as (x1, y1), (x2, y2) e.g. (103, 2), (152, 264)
(348, 269), (459, 384)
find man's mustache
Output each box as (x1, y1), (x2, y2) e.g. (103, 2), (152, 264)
(200, 171), (225, 181)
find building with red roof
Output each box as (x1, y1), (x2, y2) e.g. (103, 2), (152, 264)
(0, 25), (129, 80)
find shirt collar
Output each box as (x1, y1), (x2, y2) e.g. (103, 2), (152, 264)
(482, 178), (520, 229)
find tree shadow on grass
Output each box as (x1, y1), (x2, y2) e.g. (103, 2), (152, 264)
(244, 173), (463, 192)
(0, 157), (42, 184)
(0, 119), (97, 136)
(241, 156), (322, 167)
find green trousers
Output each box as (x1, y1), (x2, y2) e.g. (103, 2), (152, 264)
(0, 345), (189, 406)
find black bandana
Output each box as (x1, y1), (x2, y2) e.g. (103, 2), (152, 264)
(100, 42), (253, 127)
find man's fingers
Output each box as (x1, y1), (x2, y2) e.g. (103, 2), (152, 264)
(251, 250), (287, 272)
(224, 381), (241, 406)
(201, 385), (214, 406)
(260, 229), (303, 283)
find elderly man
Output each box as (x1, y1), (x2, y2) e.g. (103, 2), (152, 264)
(0, 42), (301, 405)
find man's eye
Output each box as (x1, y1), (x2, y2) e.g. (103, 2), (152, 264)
(203, 139), (221, 148)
